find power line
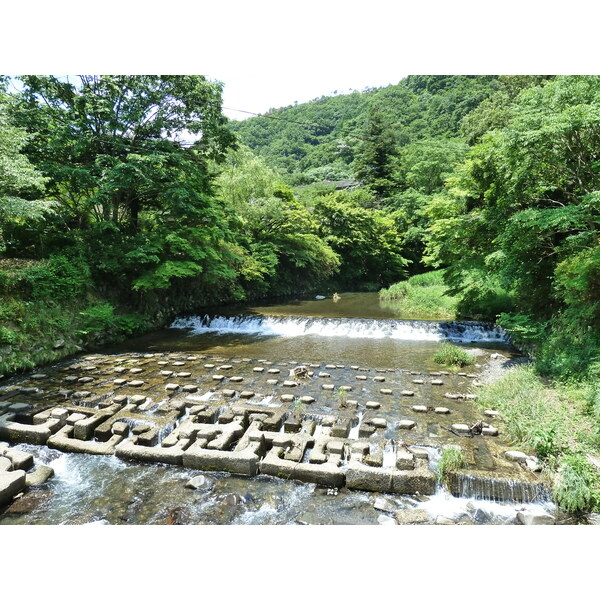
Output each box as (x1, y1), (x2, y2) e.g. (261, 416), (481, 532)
(222, 106), (319, 129)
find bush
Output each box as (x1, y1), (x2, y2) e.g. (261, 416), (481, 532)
(379, 269), (459, 319)
(0, 325), (20, 345)
(433, 343), (475, 367)
(553, 454), (599, 513)
(20, 254), (91, 301)
(437, 446), (466, 483)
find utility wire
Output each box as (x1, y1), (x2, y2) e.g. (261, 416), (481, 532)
(222, 106), (319, 129)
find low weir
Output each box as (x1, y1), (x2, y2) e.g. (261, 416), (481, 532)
(171, 314), (509, 343)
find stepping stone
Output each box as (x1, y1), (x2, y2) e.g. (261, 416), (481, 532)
(318, 372), (331, 378)
(221, 389), (236, 398)
(484, 409), (499, 417)
(412, 405), (428, 413)
(429, 372), (441, 376)
(29, 374), (48, 380)
(165, 383), (179, 391)
(128, 380), (145, 387)
(219, 365), (232, 370)
(267, 369), (281, 374)
(444, 393), (461, 399)
(204, 364), (215, 369)
(283, 381), (298, 387)
(505, 450), (528, 463)
(401, 390), (415, 396)
(336, 365), (345, 369)
(173, 362), (186, 366)
(434, 407), (451, 414)
(380, 389), (392, 395)
(129, 368), (143, 374)
(412, 379), (424, 385)
(281, 394), (295, 402)
(66, 413), (87, 425)
(78, 377), (95, 384)
(398, 420), (416, 429)
(266, 379), (279, 385)
(157, 361), (169, 366)
(64, 376), (78, 382)
(325, 364), (336, 369)
(350, 366), (359, 370)
(114, 367), (127, 373)
(451, 423), (471, 435)
(339, 386), (352, 392)
(253, 367), (264, 373)
(467, 374), (477, 379)
(73, 391), (92, 399)
(322, 384), (335, 391)
(369, 418), (388, 428)
(113, 379), (127, 385)
(230, 377), (244, 382)
(176, 372), (192, 378)
(240, 391), (255, 399)
(366, 401), (380, 409)
(458, 372), (467, 377)
(373, 376), (386, 382)
(129, 395), (147, 404)
(186, 356), (198, 361)
(182, 385), (198, 393)
(431, 379), (444, 386)
(465, 394), (477, 400)
(212, 375), (225, 381)
(482, 426), (498, 436)
(356, 375), (367, 381)
(300, 396), (315, 404)
(345, 400), (358, 409)
(160, 370), (173, 376)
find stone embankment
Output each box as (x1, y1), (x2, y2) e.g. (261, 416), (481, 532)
(0, 351), (548, 513)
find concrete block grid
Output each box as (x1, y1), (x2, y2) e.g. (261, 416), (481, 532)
(0, 351), (538, 498)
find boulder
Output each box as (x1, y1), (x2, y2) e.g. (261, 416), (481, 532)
(517, 508), (556, 525)
(0, 470), (26, 506)
(25, 465), (54, 486)
(505, 450), (528, 463)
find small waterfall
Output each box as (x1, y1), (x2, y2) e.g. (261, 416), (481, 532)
(348, 411), (364, 440)
(170, 314), (508, 343)
(450, 472), (551, 504)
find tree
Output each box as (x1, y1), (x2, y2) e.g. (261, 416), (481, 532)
(352, 104), (398, 200)
(0, 94), (53, 252)
(15, 75), (235, 231)
(10, 76), (238, 293)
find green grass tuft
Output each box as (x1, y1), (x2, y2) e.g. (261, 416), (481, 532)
(433, 343), (475, 367)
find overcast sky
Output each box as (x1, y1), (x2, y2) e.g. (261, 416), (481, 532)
(4, 1), (599, 121)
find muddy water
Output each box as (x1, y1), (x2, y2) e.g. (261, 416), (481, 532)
(0, 293), (557, 525)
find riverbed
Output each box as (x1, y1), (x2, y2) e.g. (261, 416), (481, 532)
(0, 292), (559, 525)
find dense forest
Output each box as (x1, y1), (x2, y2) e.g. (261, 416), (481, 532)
(1, 74), (599, 511)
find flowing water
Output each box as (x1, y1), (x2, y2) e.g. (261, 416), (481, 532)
(0, 292), (559, 525)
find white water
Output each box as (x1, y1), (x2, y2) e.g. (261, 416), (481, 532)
(170, 315), (507, 343)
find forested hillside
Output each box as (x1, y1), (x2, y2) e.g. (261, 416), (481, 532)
(1, 74), (599, 385)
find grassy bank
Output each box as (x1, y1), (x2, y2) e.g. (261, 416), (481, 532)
(0, 257), (151, 378)
(476, 366), (600, 514)
(378, 270), (459, 320)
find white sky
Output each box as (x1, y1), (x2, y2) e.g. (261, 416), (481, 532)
(3, 1), (599, 120)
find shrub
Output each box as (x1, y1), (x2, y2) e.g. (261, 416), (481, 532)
(437, 446), (466, 483)
(433, 343), (475, 367)
(552, 454), (599, 513)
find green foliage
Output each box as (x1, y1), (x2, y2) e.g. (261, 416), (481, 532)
(314, 191), (407, 288)
(19, 254), (91, 301)
(433, 343), (475, 367)
(0, 325), (20, 345)
(77, 302), (145, 336)
(437, 446), (466, 483)
(552, 454), (599, 513)
(379, 270), (459, 319)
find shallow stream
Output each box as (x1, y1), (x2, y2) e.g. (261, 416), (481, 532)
(0, 292), (559, 525)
